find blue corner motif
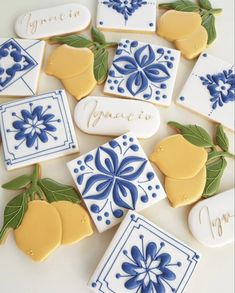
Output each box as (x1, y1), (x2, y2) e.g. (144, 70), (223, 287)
(117, 235), (181, 293)
(74, 135), (161, 227)
(7, 103), (61, 150)
(0, 39), (36, 90)
(107, 40), (176, 102)
(199, 69), (235, 109)
(101, 0), (147, 22)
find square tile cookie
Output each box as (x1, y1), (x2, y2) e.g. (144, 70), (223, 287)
(96, 0), (157, 32)
(67, 133), (166, 232)
(88, 211), (201, 293)
(0, 89), (79, 170)
(177, 53), (235, 131)
(104, 39), (180, 106)
(0, 38), (45, 96)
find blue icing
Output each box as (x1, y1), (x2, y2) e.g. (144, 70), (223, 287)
(199, 69), (235, 109)
(0, 39), (36, 90)
(101, 0), (148, 22)
(117, 235), (181, 292)
(7, 103), (60, 150)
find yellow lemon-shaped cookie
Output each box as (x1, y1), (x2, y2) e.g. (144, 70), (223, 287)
(165, 166), (207, 208)
(175, 26), (208, 60)
(14, 200), (62, 262)
(157, 10), (202, 41)
(150, 134), (207, 179)
(51, 201), (93, 245)
(46, 45), (97, 100)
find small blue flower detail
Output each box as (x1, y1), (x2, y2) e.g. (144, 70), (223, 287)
(117, 235), (181, 293)
(200, 69), (235, 109)
(0, 39), (36, 89)
(102, 0), (147, 22)
(108, 41), (174, 101)
(8, 104), (60, 150)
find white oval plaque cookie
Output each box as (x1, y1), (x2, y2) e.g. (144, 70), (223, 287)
(15, 4), (91, 39)
(74, 96), (160, 138)
(188, 189), (234, 247)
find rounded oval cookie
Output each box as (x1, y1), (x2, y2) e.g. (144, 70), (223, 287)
(51, 201), (93, 245)
(150, 134), (208, 179)
(157, 10), (202, 41)
(165, 166), (206, 208)
(15, 4), (91, 39)
(74, 96), (161, 138)
(14, 200), (62, 262)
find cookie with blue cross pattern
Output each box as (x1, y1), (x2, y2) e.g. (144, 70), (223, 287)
(67, 133), (166, 232)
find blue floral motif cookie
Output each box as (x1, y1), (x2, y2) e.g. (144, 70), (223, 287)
(97, 1), (157, 32)
(67, 133), (166, 232)
(104, 39), (180, 106)
(177, 53), (235, 131)
(0, 90), (79, 170)
(89, 211), (201, 292)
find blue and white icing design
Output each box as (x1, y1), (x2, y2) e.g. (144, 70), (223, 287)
(68, 133), (165, 232)
(105, 39), (180, 106)
(199, 69), (235, 109)
(89, 212), (201, 293)
(0, 90), (78, 170)
(0, 39), (36, 89)
(7, 103), (61, 150)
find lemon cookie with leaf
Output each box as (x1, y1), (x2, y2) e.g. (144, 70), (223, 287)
(0, 165), (93, 262)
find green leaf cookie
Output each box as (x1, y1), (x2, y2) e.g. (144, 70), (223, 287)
(91, 27), (106, 45)
(94, 49), (109, 84)
(159, 0), (200, 12)
(2, 175), (31, 190)
(201, 13), (216, 45)
(216, 125), (229, 152)
(199, 0), (212, 10)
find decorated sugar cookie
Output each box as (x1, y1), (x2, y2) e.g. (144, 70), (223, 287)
(74, 96), (161, 138)
(0, 165), (93, 262)
(188, 188), (234, 247)
(104, 39), (180, 106)
(89, 211), (201, 293)
(46, 45), (96, 100)
(177, 53), (235, 131)
(0, 38), (45, 96)
(96, 0), (157, 32)
(67, 133), (166, 232)
(0, 90), (79, 170)
(15, 4), (91, 39)
(150, 122), (235, 208)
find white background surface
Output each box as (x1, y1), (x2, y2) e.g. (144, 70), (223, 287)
(0, 0), (234, 292)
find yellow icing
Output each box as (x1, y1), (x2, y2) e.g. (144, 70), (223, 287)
(51, 201), (93, 245)
(157, 10), (202, 41)
(46, 45), (96, 100)
(175, 26), (208, 60)
(165, 166), (207, 208)
(150, 134), (208, 179)
(14, 200), (62, 262)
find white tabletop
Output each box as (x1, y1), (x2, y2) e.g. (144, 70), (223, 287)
(0, 0), (234, 293)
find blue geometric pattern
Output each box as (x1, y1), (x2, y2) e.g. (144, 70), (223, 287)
(68, 133), (166, 232)
(89, 212), (201, 293)
(0, 39), (36, 91)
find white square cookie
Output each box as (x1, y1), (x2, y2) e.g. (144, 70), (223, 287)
(96, 0), (157, 32)
(177, 53), (235, 131)
(67, 133), (166, 232)
(0, 90), (79, 170)
(0, 38), (45, 96)
(88, 211), (201, 293)
(104, 39), (180, 106)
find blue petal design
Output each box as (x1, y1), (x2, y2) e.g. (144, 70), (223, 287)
(113, 179), (138, 210)
(113, 56), (138, 75)
(82, 174), (112, 195)
(95, 146), (119, 175)
(117, 157), (147, 181)
(144, 63), (170, 83)
(134, 45), (155, 68)
(126, 71), (148, 96)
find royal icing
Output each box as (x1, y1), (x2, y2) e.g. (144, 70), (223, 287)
(188, 189), (234, 247)
(104, 39), (180, 106)
(0, 90), (79, 170)
(89, 211), (201, 293)
(46, 45), (96, 100)
(74, 96), (161, 138)
(67, 133), (166, 232)
(177, 53), (235, 131)
(15, 4), (91, 39)
(0, 38), (45, 96)
(96, 0), (157, 32)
